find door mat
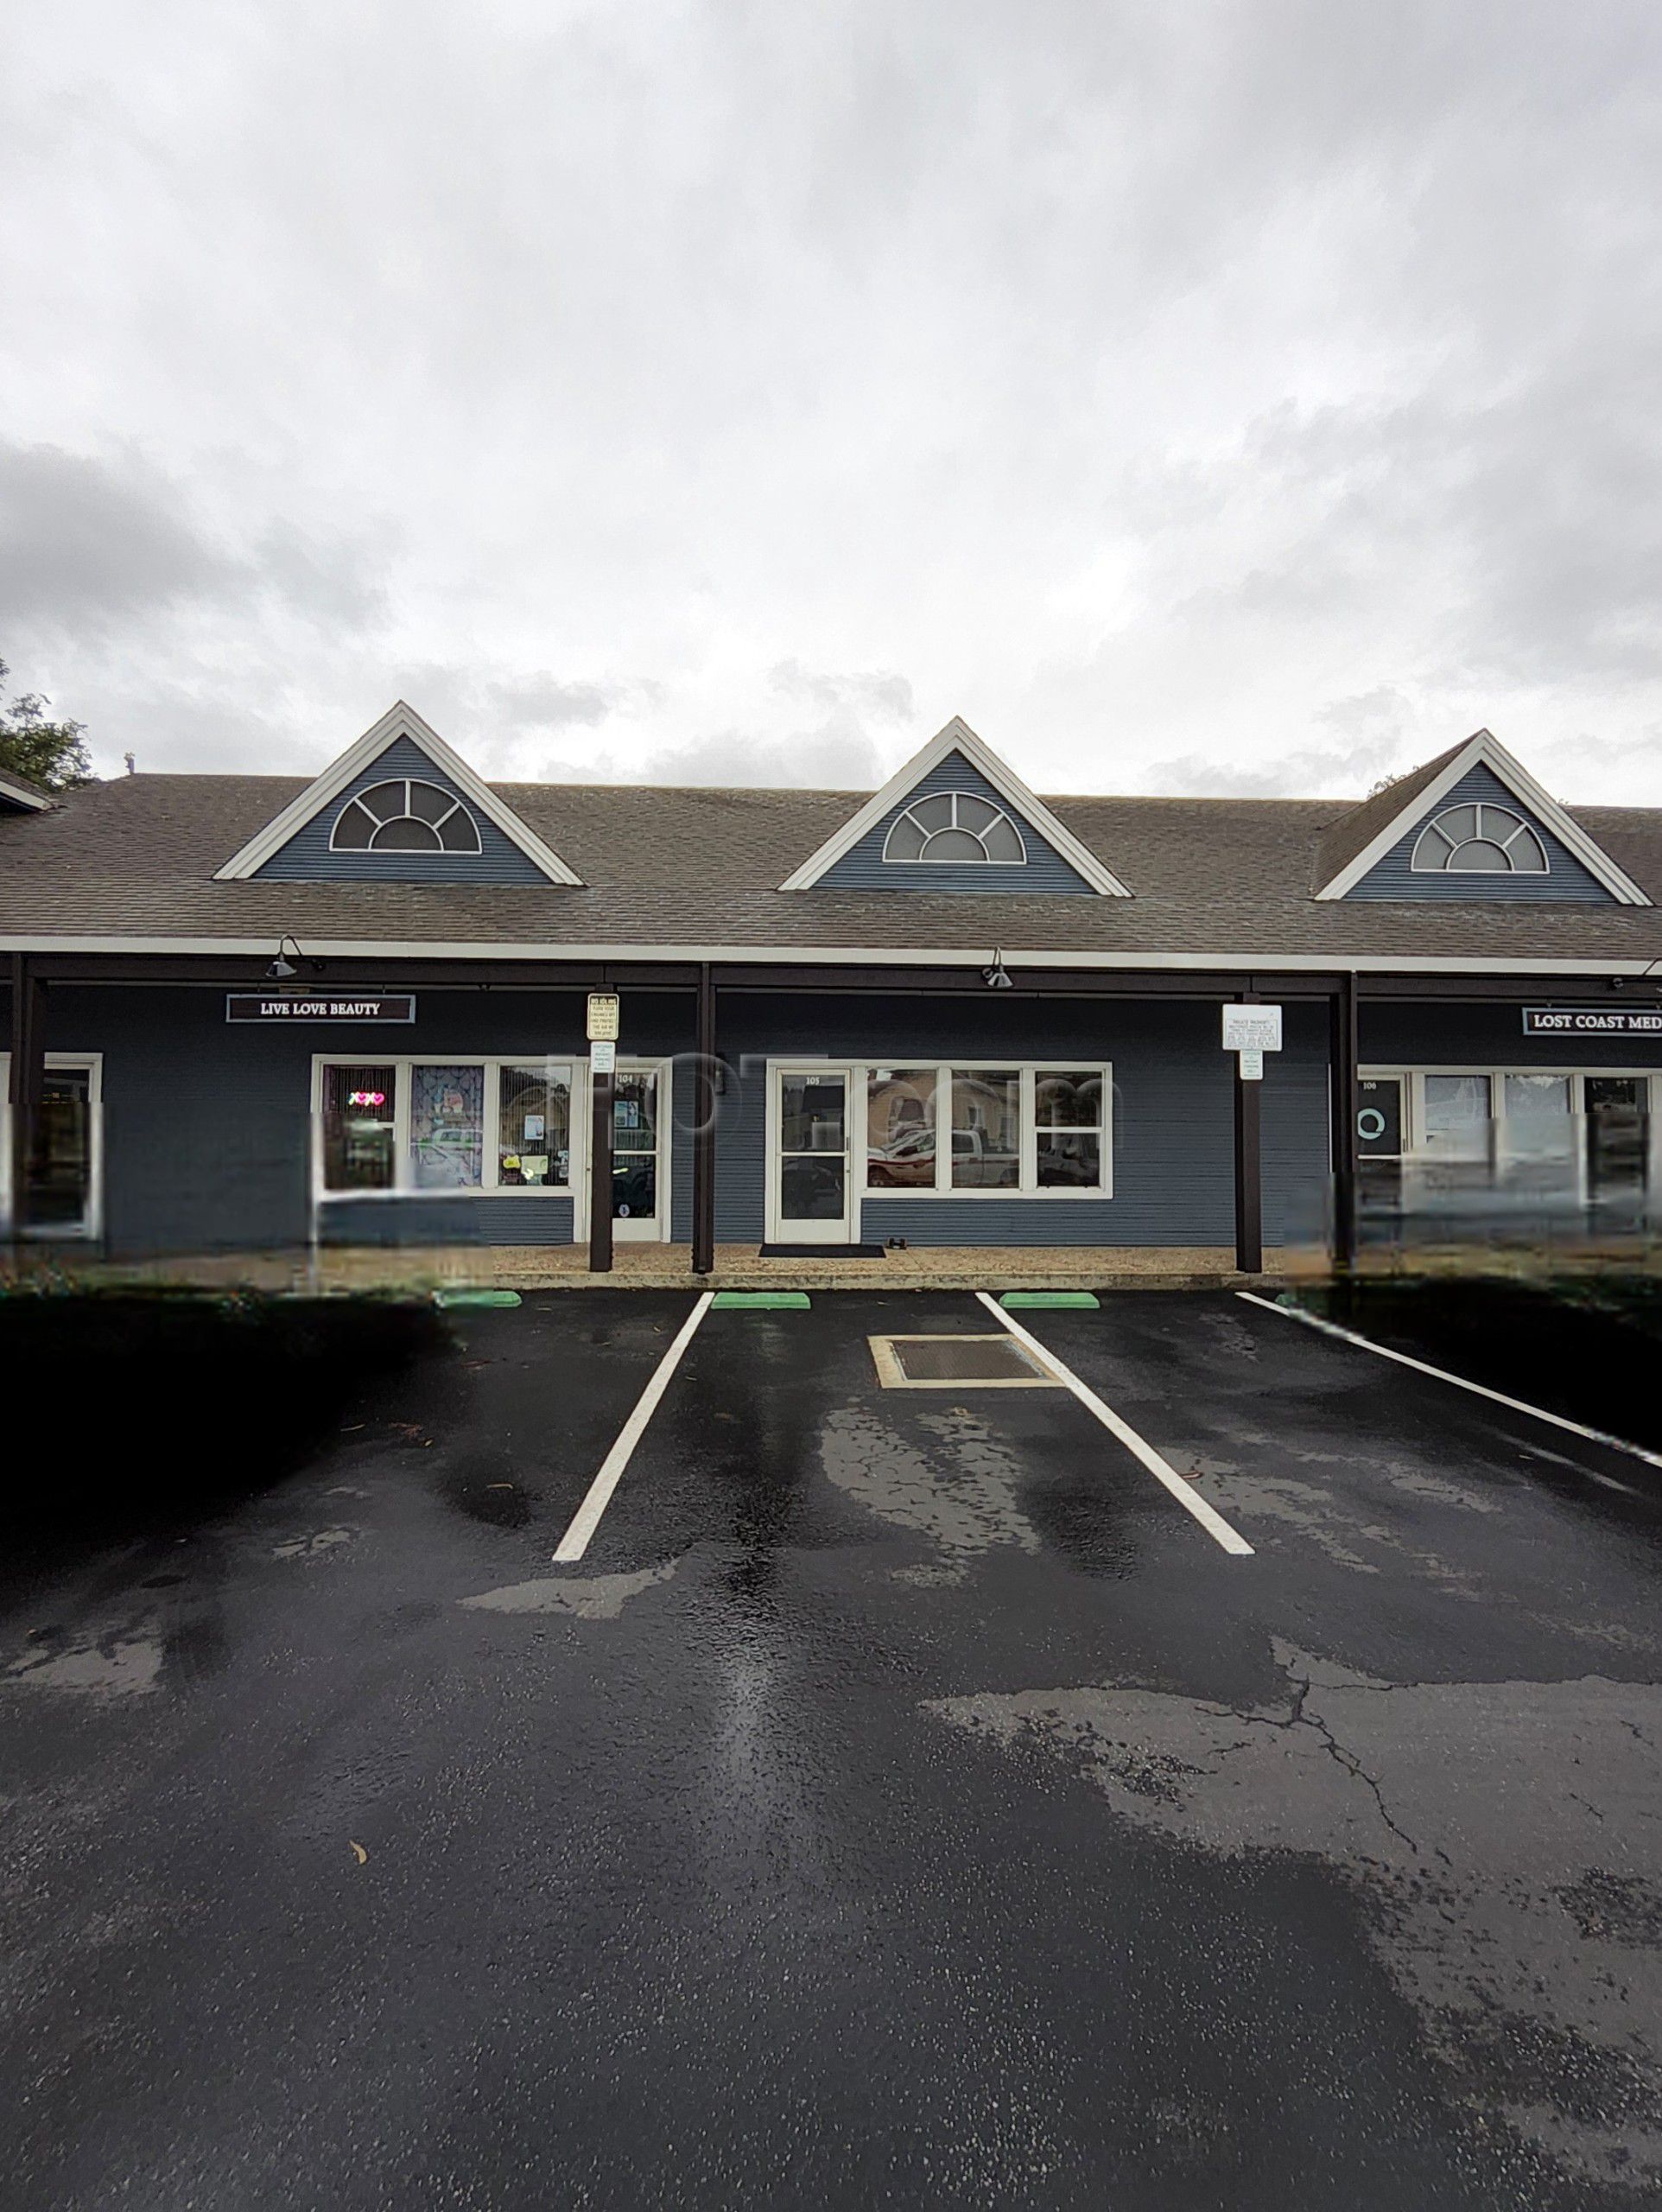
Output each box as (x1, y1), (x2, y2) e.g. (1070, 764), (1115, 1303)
(713, 1290), (812, 1310)
(758, 1243), (885, 1260)
(999, 1290), (1101, 1310)
(434, 1288), (523, 1309)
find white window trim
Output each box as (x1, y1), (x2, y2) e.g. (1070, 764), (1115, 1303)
(1409, 802), (1551, 877)
(311, 1055), (581, 1203)
(880, 792), (1029, 867)
(328, 778), (483, 856)
(857, 1061), (1113, 1199)
(0, 1052), (105, 1240)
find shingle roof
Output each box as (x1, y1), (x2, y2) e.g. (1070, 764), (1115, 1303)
(1310, 741), (1467, 893)
(3, 769), (1662, 968)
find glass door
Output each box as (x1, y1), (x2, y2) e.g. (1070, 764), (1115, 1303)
(1356, 1076), (1404, 1219)
(612, 1065), (668, 1239)
(771, 1068), (853, 1244)
(2, 1057), (100, 1237)
(1584, 1077), (1650, 1211)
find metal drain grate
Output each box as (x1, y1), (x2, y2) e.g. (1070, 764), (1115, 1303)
(869, 1333), (1060, 1389)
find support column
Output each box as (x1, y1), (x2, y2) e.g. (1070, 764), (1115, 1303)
(7, 953), (44, 1240)
(588, 1060), (614, 1274)
(1330, 970), (1360, 1271)
(691, 963), (717, 1275)
(1233, 991), (1262, 1275)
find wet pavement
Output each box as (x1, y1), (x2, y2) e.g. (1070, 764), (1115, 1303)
(3, 1288), (1661, 2209)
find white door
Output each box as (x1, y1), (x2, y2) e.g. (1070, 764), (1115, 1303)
(768, 1066), (854, 1244)
(0, 1054), (103, 1238)
(612, 1061), (670, 1241)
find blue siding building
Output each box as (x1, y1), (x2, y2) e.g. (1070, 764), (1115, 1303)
(4, 706), (1662, 1272)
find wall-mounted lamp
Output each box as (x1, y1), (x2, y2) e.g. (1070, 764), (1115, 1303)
(266, 934), (304, 981)
(982, 948), (1013, 990)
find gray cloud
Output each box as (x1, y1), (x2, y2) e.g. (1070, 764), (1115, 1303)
(0, 442), (234, 625)
(3, 4), (1662, 798)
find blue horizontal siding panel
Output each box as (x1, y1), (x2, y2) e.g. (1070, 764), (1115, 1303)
(46, 983), (692, 1257)
(712, 993), (1285, 1247)
(1260, 1001), (1332, 1243)
(815, 751), (1099, 894)
(319, 1197), (574, 1246)
(1346, 763), (1610, 902)
(254, 735), (553, 884)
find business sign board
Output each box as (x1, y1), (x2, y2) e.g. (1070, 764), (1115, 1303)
(586, 992), (622, 1042)
(1221, 1004), (1283, 1054)
(1523, 1006), (1662, 1036)
(226, 994), (416, 1022)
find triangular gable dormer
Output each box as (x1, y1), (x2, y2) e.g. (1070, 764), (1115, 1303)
(1313, 729), (1650, 906)
(778, 716), (1130, 896)
(214, 702), (581, 885)
(0, 766), (53, 814)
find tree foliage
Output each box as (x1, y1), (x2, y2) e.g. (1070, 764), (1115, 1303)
(0, 659), (93, 792)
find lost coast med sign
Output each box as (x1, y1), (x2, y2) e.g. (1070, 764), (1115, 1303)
(1522, 1005), (1662, 1037)
(225, 994), (417, 1022)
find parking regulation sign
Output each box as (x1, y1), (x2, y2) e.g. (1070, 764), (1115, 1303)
(586, 992), (621, 1042)
(1221, 1003), (1283, 1054)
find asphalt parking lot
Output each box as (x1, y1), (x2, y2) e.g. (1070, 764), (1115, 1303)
(3, 1287), (1662, 2211)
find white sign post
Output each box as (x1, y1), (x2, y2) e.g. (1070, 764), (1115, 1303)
(587, 994), (620, 1273)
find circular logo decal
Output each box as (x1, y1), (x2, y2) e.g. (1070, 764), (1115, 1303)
(1357, 1108), (1386, 1141)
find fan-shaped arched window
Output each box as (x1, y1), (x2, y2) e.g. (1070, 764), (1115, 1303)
(1411, 802), (1548, 875)
(330, 779), (482, 855)
(882, 791), (1027, 865)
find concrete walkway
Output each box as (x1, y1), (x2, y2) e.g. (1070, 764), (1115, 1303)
(0, 1241), (1292, 1294)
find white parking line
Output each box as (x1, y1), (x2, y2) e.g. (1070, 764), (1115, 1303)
(1236, 1291), (1662, 1476)
(974, 1292), (1254, 1556)
(553, 1291), (715, 1562)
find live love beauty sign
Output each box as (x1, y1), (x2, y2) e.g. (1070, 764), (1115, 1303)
(225, 994), (416, 1022)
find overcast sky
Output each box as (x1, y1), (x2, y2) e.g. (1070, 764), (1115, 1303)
(3, 3), (1661, 802)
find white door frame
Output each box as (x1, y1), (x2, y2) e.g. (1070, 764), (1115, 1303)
(765, 1062), (856, 1244)
(0, 1052), (105, 1240)
(597, 1056), (672, 1243)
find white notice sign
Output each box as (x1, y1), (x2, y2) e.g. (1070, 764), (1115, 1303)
(1237, 1048), (1265, 1082)
(590, 1039), (617, 1075)
(1221, 1004), (1283, 1054)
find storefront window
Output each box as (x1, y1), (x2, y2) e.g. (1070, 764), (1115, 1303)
(409, 1064), (484, 1188)
(1502, 1073), (1574, 1159)
(1422, 1074), (1492, 1160)
(1035, 1070), (1105, 1189)
(866, 1068), (938, 1187)
(323, 1065), (397, 1191)
(952, 1069), (1020, 1189)
(498, 1065), (572, 1186)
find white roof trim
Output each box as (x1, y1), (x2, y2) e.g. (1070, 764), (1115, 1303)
(776, 715), (1132, 897)
(7, 934), (1660, 978)
(213, 702), (584, 885)
(0, 769), (52, 813)
(1315, 729), (1652, 906)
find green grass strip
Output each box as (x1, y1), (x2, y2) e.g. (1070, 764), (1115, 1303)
(711, 1291), (811, 1310)
(434, 1288), (523, 1309)
(999, 1290), (1101, 1310)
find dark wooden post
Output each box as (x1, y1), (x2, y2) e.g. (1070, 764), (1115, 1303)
(588, 1058), (614, 1274)
(1330, 970), (1360, 1272)
(8, 952), (43, 1241)
(691, 963), (717, 1275)
(1233, 989), (1263, 1274)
